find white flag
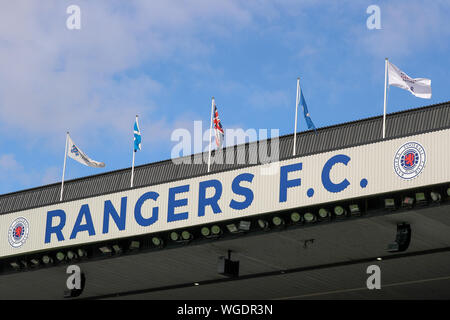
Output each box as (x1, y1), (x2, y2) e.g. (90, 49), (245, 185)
(67, 134), (105, 168)
(388, 61), (431, 99)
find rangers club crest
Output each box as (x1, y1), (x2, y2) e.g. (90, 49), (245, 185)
(8, 217), (29, 248)
(394, 142), (426, 180)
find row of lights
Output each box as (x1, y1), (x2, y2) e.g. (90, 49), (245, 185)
(384, 190), (447, 210)
(5, 186), (450, 273)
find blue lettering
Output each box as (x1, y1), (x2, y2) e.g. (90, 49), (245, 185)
(168, 185), (189, 222)
(45, 209), (66, 243)
(321, 154), (351, 193)
(198, 179), (222, 216)
(70, 204), (96, 239)
(279, 162), (302, 202)
(230, 173), (254, 210)
(103, 197), (127, 234)
(134, 192), (159, 227)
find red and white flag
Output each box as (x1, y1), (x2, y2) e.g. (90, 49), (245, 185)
(213, 104), (224, 147)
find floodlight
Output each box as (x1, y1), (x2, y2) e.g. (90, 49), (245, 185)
(42, 255), (53, 265)
(334, 206), (347, 218)
(99, 246), (112, 254)
(290, 212), (302, 224)
(272, 216), (284, 227)
(211, 225), (222, 236)
(415, 192), (426, 206)
(30, 258), (40, 267)
(430, 192), (441, 203)
(317, 208), (330, 221)
(349, 204), (361, 216)
(402, 196), (414, 208)
(257, 219), (269, 230)
(239, 221), (251, 231)
(112, 244), (122, 254)
(152, 236), (164, 247)
(56, 251), (66, 261)
(129, 241), (140, 250)
(67, 250), (77, 260)
(303, 212), (316, 223)
(170, 231), (180, 241)
(385, 198), (396, 210)
(10, 262), (20, 270)
(181, 230), (193, 241)
(226, 224), (239, 233)
(77, 249), (87, 258)
(201, 227), (211, 237)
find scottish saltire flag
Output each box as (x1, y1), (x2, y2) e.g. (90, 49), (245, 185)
(299, 88), (316, 131)
(388, 61), (431, 99)
(134, 117), (141, 152)
(67, 134), (105, 168)
(213, 104), (224, 147)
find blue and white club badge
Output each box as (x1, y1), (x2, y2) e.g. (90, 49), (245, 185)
(394, 142), (426, 180)
(8, 217), (30, 248)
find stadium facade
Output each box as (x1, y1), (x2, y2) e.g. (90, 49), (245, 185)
(1, 101), (450, 299)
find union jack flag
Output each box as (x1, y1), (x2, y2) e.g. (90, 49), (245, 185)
(213, 104), (224, 147)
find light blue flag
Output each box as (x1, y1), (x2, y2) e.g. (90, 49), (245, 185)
(134, 117), (141, 152)
(299, 89), (317, 132)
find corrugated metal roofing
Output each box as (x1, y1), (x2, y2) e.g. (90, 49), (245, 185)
(1, 101), (449, 215)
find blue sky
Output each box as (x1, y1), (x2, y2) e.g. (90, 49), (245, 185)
(0, 0), (449, 194)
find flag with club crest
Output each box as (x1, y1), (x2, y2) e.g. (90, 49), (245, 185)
(67, 134), (105, 168)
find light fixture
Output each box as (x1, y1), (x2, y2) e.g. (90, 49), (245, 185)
(10, 261), (20, 270)
(66, 250), (77, 260)
(201, 225), (222, 238)
(226, 224), (239, 233)
(384, 198), (396, 210)
(42, 255), (53, 265)
(181, 230), (193, 241)
(201, 226), (211, 237)
(152, 236), (164, 247)
(415, 192), (427, 206)
(211, 225), (222, 236)
(20, 260), (28, 268)
(447, 187), (450, 197)
(239, 221), (251, 231)
(387, 223), (411, 253)
(99, 246), (112, 254)
(257, 219), (269, 230)
(77, 249), (87, 258)
(170, 231), (180, 241)
(349, 204), (361, 216)
(334, 206), (347, 219)
(112, 244), (122, 254)
(290, 212), (303, 224)
(56, 251), (66, 262)
(129, 241), (140, 250)
(402, 196), (414, 208)
(303, 212), (316, 223)
(272, 216), (284, 227)
(376, 257), (382, 261)
(30, 258), (40, 267)
(317, 208), (330, 221)
(430, 192), (441, 203)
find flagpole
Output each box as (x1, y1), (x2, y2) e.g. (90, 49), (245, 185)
(207, 97), (214, 173)
(60, 132), (69, 201)
(131, 115), (138, 188)
(293, 78), (300, 156)
(383, 58), (388, 139)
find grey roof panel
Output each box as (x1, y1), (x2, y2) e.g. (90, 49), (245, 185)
(1, 101), (449, 215)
